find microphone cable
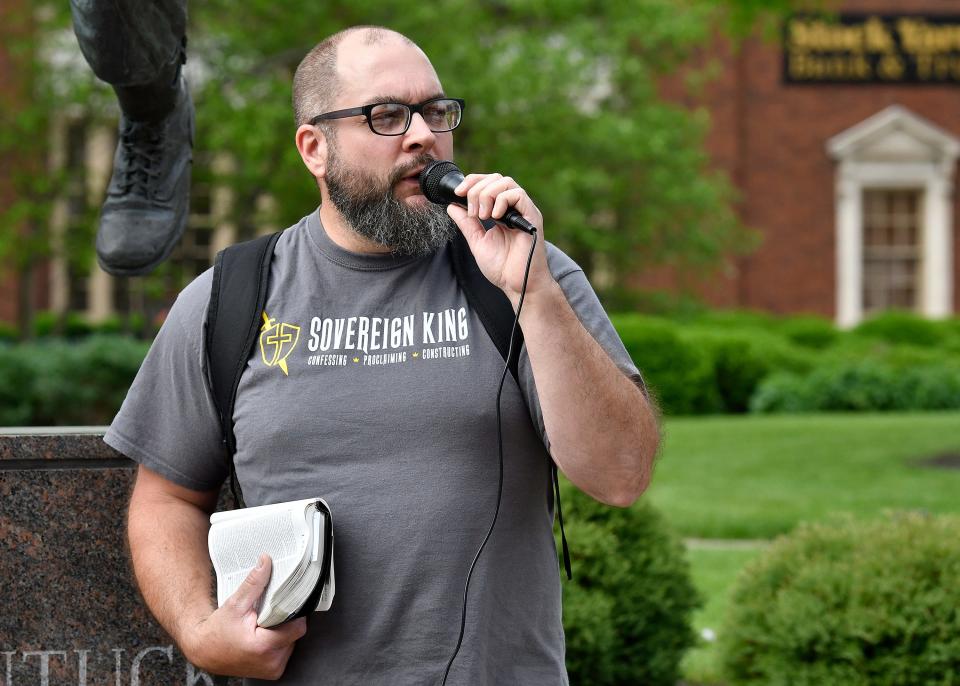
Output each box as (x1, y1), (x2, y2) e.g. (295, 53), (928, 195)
(440, 228), (539, 686)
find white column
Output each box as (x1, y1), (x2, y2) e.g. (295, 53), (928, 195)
(835, 170), (863, 328)
(87, 123), (116, 321)
(211, 153), (237, 255)
(48, 118), (69, 314)
(922, 175), (953, 318)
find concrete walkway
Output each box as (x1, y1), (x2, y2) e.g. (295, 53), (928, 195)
(684, 538), (770, 550)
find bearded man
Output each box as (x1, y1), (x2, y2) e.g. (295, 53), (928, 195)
(109, 25), (660, 685)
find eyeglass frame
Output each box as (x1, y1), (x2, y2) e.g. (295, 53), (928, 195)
(307, 97), (465, 136)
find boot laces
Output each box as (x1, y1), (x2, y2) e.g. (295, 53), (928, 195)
(117, 119), (165, 197)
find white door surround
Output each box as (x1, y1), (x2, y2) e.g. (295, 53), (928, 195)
(826, 105), (959, 328)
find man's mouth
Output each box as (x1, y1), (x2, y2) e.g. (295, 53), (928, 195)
(394, 170), (426, 197)
(402, 167), (426, 184)
(393, 160), (433, 188)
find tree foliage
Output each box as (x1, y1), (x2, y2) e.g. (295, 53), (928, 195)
(2, 0), (807, 327)
(188, 0), (772, 279)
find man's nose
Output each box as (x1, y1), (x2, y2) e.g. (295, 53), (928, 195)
(402, 113), (437, 152)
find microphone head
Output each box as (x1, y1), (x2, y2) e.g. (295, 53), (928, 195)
(419, 160), (463, 205)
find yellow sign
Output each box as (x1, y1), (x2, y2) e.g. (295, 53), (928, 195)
(784, 14), (960, 84)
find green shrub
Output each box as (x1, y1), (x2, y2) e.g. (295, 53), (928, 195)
(0, 322), (18, 343)
(748, 371), (817, 413)
(750, 361), (960, 413)
(824, 336), (957, 371)
(93, 315), (124, 335)
(853, 310), (945, 347)
(611, 314), (719, 414)
(719, 513), (960, 686)
(0, 345), (36, 425)
(63, 312), (95, 338)
(29, 311), (141, 339)
(899, 366), (960, 410)
(31, 310), (60, 338)
(806, 361), (902, 411)
(937, 316), (960, 344)
(680, 309), (780, 331)
(779, 315), (838, 350)
(682, 329), (813, 413)
(559, 480), (700, 686)
(0, 335), (149, 426)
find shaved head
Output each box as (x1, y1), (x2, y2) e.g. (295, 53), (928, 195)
(292, 26), (419, 129)
(290, 25), (456, 255)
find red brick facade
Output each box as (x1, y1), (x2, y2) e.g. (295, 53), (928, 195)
(646, 0), (960, 319)
(0, 0), (49, 330)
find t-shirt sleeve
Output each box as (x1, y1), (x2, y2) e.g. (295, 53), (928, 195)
(516, 243), (646, 452)
(104, 269), (229, 491)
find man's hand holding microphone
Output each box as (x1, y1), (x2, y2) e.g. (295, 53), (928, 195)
(420, 161), (560, 311)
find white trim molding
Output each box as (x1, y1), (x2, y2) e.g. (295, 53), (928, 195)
(827, 105), (959, 327)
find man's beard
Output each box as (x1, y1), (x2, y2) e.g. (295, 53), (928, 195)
(324, 144), (457, 257)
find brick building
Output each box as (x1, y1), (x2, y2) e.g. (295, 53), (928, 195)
(3, 2), (960, 330)
(652, 0), (960, 325)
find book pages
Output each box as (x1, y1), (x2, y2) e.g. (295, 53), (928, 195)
(208, 497), (334, 626)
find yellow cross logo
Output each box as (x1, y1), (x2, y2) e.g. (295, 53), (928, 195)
(258, 311), (300, 376)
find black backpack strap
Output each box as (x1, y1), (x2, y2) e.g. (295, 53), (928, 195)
(449, 231), (523, 384)
(206, 230), (283, 507)
(449, 231), (572, 580)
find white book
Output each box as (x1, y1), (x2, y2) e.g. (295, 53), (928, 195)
(208, 497), (335, 627)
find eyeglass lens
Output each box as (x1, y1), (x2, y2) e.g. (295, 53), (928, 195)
(370, 99), (461, 135)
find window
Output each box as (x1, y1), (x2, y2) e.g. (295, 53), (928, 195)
(861, 189), (923, 314)
(827, 105), (957, 327)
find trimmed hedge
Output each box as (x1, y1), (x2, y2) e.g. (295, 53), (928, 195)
(31, 310), (150, 339)
(750, 361), (960, 413)
(852, 310), (947, 347)
(559, 480), (700, 686)
(778, 315), (838, 350)
(610, 314), (718, 415)
(611, 310), (960, 415)
(681, 329), (812, 413)
(611, 314), (814, 415)
(719, 513), (960, 686)
(3, 310), (959, 424)
(0, 335), (149, 425)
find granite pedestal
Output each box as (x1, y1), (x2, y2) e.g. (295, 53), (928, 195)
(0, 428), (239, 685)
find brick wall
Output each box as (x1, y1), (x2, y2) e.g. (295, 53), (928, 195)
(643, 0), (960, 318)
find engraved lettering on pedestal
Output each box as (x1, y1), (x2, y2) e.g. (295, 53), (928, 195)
(112, 648), (124, 686)
(186, 662), (215, 685)
(3, 650), (14, 685)
(76, 649), (91, 685)
(130, 645), (173, 686)
(22, 650), (68, 686)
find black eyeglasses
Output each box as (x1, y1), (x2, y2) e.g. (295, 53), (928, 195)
(308, 97), (465, 136)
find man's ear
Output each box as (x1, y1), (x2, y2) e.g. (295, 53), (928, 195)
(295, 124), (328, 181)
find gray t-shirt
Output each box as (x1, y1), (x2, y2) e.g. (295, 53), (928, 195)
(106, 209), (640, 685)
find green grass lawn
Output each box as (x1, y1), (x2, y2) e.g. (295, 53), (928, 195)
(681, 544), (766, 686)
(646, 411), (960, 539)
(643, 412), (960, 684)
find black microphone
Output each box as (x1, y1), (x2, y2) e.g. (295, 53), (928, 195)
(419, 160), (537, 234)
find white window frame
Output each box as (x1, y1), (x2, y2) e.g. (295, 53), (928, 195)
(827, 105), (958, 328)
